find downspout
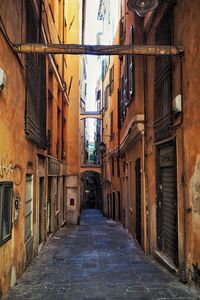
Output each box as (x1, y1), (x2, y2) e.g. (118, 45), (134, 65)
(178, 55), (188, 283)
(143, 33), (151, 254)
(61, 0), (65, 160)
(61, 0), (65, 221)
(39, 0), (42, 43)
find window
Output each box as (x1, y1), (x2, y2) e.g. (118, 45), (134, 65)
(104, 85), (110, 110)
(0, 182), (13, 246)
(118, 74), (126, 128)
(118, 88), (122, 129)
(25, 1), (47, 148)
(109, 65), (114, 96)
(25, 175), (33, 242)
(112, 157), (115, 177)
(110, 111), (114, 140)
(129, 26), (135, 99)
(119, 17), (126, 45)
(124, 57), (129, 106)
(117, 156), (120, 177)
(121, 75), (126, 117)
(154, 9), (173, 141)
(49, 0), (55, 22)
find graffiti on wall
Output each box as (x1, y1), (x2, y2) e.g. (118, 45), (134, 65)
(0, 157), (22, 185)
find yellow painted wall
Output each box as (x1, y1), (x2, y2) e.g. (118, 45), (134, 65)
(0, 15), (37, 295)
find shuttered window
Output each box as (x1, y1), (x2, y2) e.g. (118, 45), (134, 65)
(154, 9), (173, 141)
(124, 57), (129, 106)
(110, 111), (114, 140)
(118, 88), (122, 129)
(119, 17), (125, 45)
(109, 65), (114, 96)
(25, 175), (33, 242)
(104, 85), (110, 110)
(121, 74), (126, 117)
(25, 1), (47, 148)
(112, 157), (115, 177)
(129, 26), (135, 99)
(0, 182), (13, 246)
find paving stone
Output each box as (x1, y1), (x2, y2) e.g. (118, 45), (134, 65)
(3, 209), (200, 300)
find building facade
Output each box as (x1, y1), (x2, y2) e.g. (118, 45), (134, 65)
(100, 0), (200, 285)
(0, 0), (82, 295)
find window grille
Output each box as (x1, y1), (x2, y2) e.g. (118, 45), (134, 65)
(154, 9), (173, 141)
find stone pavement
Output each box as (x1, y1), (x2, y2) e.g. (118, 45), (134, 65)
(3, 209), (200, 300)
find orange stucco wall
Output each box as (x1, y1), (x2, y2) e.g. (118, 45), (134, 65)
(0, 7), (37, 293)
(144, 0), (200, 275)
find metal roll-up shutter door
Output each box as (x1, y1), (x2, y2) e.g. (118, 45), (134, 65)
(158, 144), (178, 265)
(162, 166), (178, 264)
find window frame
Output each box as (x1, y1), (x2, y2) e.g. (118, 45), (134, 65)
(112, 157), (115, 177)
(104, 85), (110, 110)
(109, 65), (114, 96)
(129, 26), (135, 99)
(25, 175), (33, 243)
(0, 182), (13, 246)
(110, 111), (114, 140)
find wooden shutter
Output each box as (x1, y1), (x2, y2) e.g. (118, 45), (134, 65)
(129, 26), (135, 99)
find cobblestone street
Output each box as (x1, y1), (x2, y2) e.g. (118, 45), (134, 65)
(3, 210), (200, 300)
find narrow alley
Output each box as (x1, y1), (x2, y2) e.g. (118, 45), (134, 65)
(1, 0), (200, 297)
(3, 210), (200, 300)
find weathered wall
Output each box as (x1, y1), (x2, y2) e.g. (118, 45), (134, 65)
(174, 0), (200, 275)
(66, 0), (82, 223)
(144, 0), (200, 277)
(0, 1), (37, 292)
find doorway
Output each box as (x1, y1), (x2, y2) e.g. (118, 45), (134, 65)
(156, 141), (178, 265)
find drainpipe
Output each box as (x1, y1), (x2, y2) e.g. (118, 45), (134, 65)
(143, 50), (151, 254)
(39, 0), (42, 43)
(178, 55), (188, 283)
(61, 0), (65, 160)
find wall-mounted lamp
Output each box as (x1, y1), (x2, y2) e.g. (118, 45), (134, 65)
(0, 68), (6, 92)
(127, 0), (159, 17)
